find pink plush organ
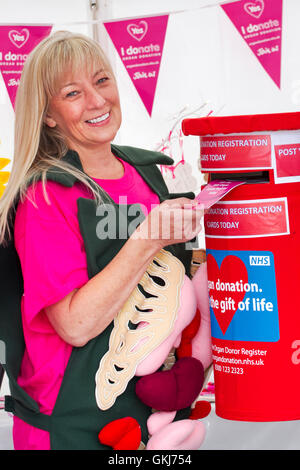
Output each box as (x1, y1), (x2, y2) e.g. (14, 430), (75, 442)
(191, 263), (213, 369)
(135, 275), (197, 376)
(133, 261), (212, 450)
(146, 419), (206, 450)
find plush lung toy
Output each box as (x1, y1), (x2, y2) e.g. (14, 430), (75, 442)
(98, 252), (212, 450)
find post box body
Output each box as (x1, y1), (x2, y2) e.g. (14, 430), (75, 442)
(182, 113), (300, 421)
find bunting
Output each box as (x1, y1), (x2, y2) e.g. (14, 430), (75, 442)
(104, 15), (169, 116)
(0, 25), (52, 109)
(221, 0), (283, 88)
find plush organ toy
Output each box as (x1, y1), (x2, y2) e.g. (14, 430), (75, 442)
(97, 250), (212, 450)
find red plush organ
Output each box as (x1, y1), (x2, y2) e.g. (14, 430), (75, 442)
(176, 308), (201, 359)
(98, 417), (141, 450)
(135, 357), (204, 411)
(189, 400), (212, 420)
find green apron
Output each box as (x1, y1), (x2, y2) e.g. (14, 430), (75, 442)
(1, 145), (195, 449)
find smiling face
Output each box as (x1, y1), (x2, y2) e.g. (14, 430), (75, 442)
(45, 63), (122, 155)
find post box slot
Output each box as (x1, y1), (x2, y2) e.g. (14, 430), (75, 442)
(210, 171), (270, 183)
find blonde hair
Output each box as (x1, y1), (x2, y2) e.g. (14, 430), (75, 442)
(0, 30), (115, 244)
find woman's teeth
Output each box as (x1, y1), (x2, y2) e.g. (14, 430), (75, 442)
(87, 112), (109, 123)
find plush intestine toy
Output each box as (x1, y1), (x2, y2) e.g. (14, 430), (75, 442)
(97, 249), (212, 450)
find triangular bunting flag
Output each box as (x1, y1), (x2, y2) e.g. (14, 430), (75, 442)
(0, 158), (10, 199)
(221, 0), (283, 88)
(0, 158), (10, 171)
(0, 25), (52, 109)
(104, 15), (169, 116)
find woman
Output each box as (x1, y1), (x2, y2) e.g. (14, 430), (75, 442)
(0, 31), (207, 450)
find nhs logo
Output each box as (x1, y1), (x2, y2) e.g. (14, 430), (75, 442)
(249, 255), (271, 266)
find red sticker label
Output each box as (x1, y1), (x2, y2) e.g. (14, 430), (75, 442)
(274, 143), (300, 178)
(200, 134), (272, 171)
(205, 198), (289, 238)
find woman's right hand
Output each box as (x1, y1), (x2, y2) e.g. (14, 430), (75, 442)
(132, 198), (204, 250)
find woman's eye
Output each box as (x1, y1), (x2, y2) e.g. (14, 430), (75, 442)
(97, 77), (108, 85)
(66, 90), (78, 98)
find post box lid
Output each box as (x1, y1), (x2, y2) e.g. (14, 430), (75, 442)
(182, 112), (300, 136)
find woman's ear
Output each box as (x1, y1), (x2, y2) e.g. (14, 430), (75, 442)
(44, 114), (57, 128)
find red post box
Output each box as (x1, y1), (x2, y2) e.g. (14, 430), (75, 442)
(182, 113), (300, 421)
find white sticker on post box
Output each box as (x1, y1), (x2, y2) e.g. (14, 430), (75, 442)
(200, 135), (272, 171)
(204, 197), (289, 238)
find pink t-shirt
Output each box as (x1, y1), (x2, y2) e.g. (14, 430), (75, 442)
(13, 158), (160, 450)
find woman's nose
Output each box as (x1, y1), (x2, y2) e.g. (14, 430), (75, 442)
(86, 86), (106, 108)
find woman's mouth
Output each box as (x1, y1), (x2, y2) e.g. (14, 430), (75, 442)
(85, 112), (110, 125)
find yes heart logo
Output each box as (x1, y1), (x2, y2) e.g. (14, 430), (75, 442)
(8, 28), (30, 48)
(127, 21), (148, 41)
(244, 0), (264, 18)
(207, 254), (248, 335)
